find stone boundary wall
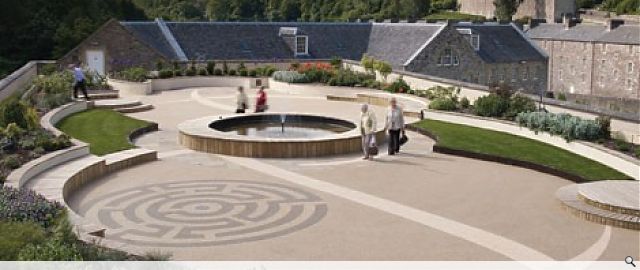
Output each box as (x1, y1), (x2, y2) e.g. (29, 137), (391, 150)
(0, 60), (55, 102)
(421, 109), (639, 180)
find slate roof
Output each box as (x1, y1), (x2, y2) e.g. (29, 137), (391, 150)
(366, 23), (443, 68)
(525, 23), (640, 45)
(164, 22), (371, 61)
(118, 21), (547, 65)
(455, 23), (547, 63)
(121, 22), (179, 60)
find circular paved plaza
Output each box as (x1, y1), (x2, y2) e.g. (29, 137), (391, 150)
(67, 85), (640, 260)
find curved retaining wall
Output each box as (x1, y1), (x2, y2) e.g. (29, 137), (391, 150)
(6, 101), (93, 189)
(422, 110), (640, 180)
(108, 76), (268, 97)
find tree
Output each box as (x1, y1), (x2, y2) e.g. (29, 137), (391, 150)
(207, 0), (232, 20)
(493, 0), (523, 21)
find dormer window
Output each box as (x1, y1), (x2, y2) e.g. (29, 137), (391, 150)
(295, 35), (308, 55)
(458, 28), (480, 51)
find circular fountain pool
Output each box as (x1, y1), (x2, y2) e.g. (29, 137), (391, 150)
(178, 113), (383, 158)
(209, 114), (356, 139)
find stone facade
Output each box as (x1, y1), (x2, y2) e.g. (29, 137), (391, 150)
(530, 25), (640, 100)
(58, 20), (168, 74)
(406, 25), (548, 94)
(459, 0), (576, 22)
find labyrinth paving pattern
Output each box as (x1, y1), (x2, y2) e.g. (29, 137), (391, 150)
(79, 180), (327, 247)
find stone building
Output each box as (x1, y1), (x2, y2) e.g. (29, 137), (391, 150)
(60, 19), (547, 94)
(459, 0), (577, 23)
(526, 20), (640, 100)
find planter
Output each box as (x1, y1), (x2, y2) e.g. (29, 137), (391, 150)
(107, 78), (152, 96)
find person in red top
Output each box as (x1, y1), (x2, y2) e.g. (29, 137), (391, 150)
(255, 86), (268, 113)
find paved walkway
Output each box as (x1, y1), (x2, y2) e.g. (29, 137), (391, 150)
(65, 86), (639, 260)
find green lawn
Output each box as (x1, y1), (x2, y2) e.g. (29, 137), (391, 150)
(414, 119), (630, 181)
(57, 109), (152, 156)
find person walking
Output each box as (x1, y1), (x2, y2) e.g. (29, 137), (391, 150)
(360, 104), (377, 160)
(255, 86), (268, 113)
(73, 63), (90, 100)
(385, 98), (405, 155)
(236, 86), (249, 113)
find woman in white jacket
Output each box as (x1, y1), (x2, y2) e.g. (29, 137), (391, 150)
(360, 104), (377, 160)
(236, 86), (249, 113)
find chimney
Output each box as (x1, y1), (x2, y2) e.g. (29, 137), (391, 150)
(528, 18), (545, 29)
(607, 19), (625, 31)
(563, 15), (576, 29)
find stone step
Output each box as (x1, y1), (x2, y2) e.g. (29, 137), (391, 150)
(577, 181), (640, 217)
(556, 184), (640, 230)
(87, 92), (119, 100)
(93, 99), (142, 109)
(114, 104), (154, 114)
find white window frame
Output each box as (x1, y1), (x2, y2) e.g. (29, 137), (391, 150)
(627, 79), (633, 91)
(295, 35), (308, 55)
(522, 66), (529, 81)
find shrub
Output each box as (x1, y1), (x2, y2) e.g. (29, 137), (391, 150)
(429, 86), (460, 101)
(505, 94), (536, 119)
(460, 96), (470, 109)
(239, 69), (248, 76)
(222, 62), (229, 74)
(373, 60), (392, 81)
(238, 62), (246, 71)
(213, 68), (223, 76)
(0, 222), (46, 260)
(40, 64), (58, 76)
(273, 71), (309, 83)
(206, 61), (215, 75)
(258, 65), (277, 76)
(363, 79), (382, 89)
(384, 77), (410, 93)
(429, 97), (458, 111)
(228, 69), (237, 76)
(595, 116), (611, 139)
(0, 99), (30, 129)
(155, 60), (164, 71)
(185, 67), (196, 77)
(516, 112), (603, 141)
(248, 69), (257, 77)
(143, 250), (173, 261)
(474, 94), (509, 117)
(330, 57), (342, 69)
(158, 69), (174, 79)
(2, 154), (21, 169)
(113, 67), (148, 82)
(0, 186), (64, 228)
(17, 239), (82, 261)
(327, 69), (365, 87)
(361, 54), (375, 74)
(197, 68), (207, 76)
(557, 92), (567, 101)
(173, 69), (183, 77)
(289, 61), (300, 70)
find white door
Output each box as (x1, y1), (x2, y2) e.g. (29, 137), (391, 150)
(86, 50), (105, 76)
